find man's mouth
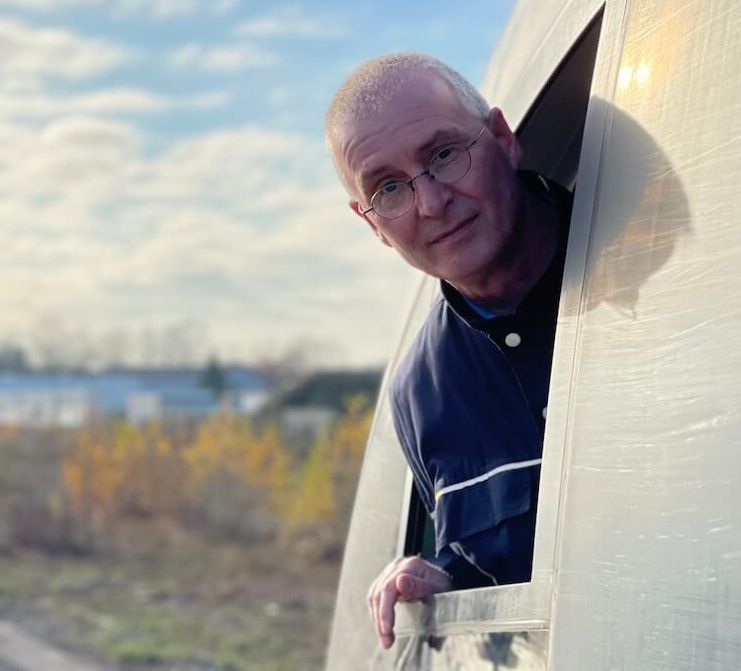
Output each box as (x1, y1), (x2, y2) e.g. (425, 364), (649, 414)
(429, 215), (477, 245)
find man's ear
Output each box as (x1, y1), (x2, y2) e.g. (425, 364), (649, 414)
(349, 200), (392, 247)
(487, 107), (522, 168)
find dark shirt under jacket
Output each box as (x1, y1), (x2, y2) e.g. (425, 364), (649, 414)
(390, 171), (573, 588)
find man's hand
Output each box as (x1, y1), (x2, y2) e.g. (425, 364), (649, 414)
(367, 555), (452, 649)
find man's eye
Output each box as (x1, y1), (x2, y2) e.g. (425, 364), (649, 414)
(381, 181), (401, 194)
(436, 147), (454, 161)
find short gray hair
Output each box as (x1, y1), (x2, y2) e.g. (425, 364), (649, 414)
(325, 52), (490, 192)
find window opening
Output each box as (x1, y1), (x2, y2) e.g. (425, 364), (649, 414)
(403, 10), (604, 586)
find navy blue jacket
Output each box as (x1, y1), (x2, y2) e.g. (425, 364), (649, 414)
(390, 172), (572, 588)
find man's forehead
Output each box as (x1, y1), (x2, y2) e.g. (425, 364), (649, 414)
(355, 126), (467, 184)
(329, 68), (480, 195)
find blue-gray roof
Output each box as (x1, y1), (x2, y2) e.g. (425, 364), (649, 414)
(0, 366), (270, 414)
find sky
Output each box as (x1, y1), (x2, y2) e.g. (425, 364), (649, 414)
(0, 0), (515, 370)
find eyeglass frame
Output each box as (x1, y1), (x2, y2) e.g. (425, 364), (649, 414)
(360, 124), (488, 219)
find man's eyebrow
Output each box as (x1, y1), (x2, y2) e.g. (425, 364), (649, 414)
(415, 128), (465, 156)
(358, 129), (465, 195)
(358, 165), (392, 196)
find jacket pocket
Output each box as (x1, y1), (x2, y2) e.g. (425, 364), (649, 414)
(433, 462), (537, 554)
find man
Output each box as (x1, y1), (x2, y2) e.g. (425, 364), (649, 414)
(326, 53), (572, 649)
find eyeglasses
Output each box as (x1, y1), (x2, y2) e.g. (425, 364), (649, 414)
(361, 125), (487, 219)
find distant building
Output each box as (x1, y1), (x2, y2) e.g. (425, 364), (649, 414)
(0, 381), (91, 427)
(280, 406), (340, 442)
(0, 366), (271, 427)
(263, 369), (383, 449)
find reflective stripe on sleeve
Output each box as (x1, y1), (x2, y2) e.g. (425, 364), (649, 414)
(434, 458), (542, 503)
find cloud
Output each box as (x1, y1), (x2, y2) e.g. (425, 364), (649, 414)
(113, 0), (197, 19)
(0, 118), (413, 365)
(0, 12), (406, 366)
(0, 19), (228, 121)
(212, 0), (239, 14)
(0, 116), (139, 207)
(0, 0), (239, 18)
(0, 17), (129, 86)
(169, 42), (277, 72)
(117, 0), (246, 18)
(235, 9), (345, 39)
(0, 0), (197, 18)
(128, 125), (330, 207)
(0, 0), (98, 9)
(0, 87), (229, 121)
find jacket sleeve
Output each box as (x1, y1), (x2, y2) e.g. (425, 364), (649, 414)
(391, 375), (497, 590)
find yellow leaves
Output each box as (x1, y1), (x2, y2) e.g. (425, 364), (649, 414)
(279, 394), (372, 536)
(62, 432), (126, 519)
(324, 394), (372, 473)
(62, 421), (184, 524)
(281, 437), (336, 533)
(183, 415), (292, 522)
(60, 395), (374, 545)
(184, 414), (252, 484)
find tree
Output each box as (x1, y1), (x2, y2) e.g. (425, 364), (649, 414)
(200, 357), (227, 397)
(0, 343), (31, 372)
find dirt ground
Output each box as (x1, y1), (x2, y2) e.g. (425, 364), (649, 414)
(0, 531), (342, 671)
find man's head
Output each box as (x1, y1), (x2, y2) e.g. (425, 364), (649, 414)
(326, 53), (523, 293)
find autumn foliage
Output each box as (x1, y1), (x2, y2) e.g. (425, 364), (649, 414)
(63, 422), (187, 524)
(57, 396), (373, 554)
(280, 395), (370, 535)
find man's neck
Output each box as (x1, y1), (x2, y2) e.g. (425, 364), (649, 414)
(450, 185), (562, 312)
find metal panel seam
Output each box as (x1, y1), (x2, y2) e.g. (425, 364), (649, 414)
(546, 0), (633, 665)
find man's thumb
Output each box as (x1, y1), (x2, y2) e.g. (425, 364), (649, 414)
(396, 573), (430, 601)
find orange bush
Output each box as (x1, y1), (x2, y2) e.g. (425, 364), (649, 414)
(184, 415), (291, 513)
(62, 422), (186, 527)
(59, 399), (372, 551)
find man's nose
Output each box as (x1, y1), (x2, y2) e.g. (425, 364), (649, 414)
(412, 174), (453, 218)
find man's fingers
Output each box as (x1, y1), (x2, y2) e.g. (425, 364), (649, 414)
(377, 577), (399, 637)
(396, 572), (426, 601)
(367, 577), (380, 639)
(397, 564), (451, 601)
(368, 571), (384, 614)
(368, 557), (403, 643)
(367, 556), (452, 649)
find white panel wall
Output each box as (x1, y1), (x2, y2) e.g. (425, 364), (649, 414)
(551, 2), (741, 669)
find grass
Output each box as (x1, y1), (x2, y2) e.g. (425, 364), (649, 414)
(0, 531), (339, 671)
(0, 421), (361, 671)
